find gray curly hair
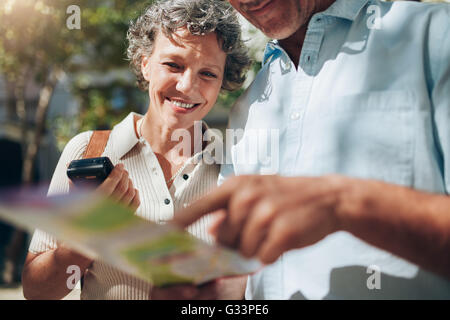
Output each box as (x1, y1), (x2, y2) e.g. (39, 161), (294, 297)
(127, 0), (251, 92)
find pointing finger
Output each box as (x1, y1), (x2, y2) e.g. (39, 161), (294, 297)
(171, 177), (240, 229)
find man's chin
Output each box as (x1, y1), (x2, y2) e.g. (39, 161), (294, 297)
(251, 13), (303, 40)
(260, 23), (301, 40)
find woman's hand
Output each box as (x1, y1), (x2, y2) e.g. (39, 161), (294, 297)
(23, 244), (94, 300)
(69, 163), (140, 210)
(56, 241), (94, 268)
(97, 163), (140, 210)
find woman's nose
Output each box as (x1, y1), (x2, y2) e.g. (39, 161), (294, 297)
(176, 71), (197, 94)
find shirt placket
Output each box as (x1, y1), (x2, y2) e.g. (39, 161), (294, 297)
(284, 18), (326, 175)
(158, 149), (206, 223)
(139, 137), (174, 224)
(170, 161), (198, 213)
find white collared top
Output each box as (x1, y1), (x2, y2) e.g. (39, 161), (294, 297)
(29, 112), (220, 299)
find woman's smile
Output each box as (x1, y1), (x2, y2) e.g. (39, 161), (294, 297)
(165, 97), (202, 114)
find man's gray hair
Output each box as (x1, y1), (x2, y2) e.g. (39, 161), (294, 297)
(127, 0), (251, 92)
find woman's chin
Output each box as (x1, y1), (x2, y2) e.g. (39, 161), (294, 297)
(161, 113), (200, 130)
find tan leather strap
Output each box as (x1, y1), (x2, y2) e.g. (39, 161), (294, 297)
(83, 130), (111, 159)
(80, 130), (111, 290)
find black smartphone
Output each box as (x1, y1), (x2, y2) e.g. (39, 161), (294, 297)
(67, 157), (114, 187)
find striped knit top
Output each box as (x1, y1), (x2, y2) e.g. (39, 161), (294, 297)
(28, 112), (220, 300)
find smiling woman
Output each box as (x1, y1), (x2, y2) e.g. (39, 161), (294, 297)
(125, 0), (250, 184)
(140, 29), (227, 131)
(127, 0), (250, 92)
(22, 0), (251, 300)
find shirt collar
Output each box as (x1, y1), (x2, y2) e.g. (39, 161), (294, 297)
(110, 112), (220, 161)
(110, 112), (141, 159)
(262, 0), (370, 67)
(321, 0), (370, 21)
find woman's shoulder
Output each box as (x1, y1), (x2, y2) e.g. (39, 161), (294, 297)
(60, 130), (94, 161)
(47, 131), (94, 197)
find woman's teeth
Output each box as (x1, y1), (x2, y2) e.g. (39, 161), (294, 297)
(171, 100), (197, 109)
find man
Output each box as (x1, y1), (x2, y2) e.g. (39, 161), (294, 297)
(174, 0), (450, 299)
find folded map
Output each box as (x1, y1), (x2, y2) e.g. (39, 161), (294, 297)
(0, 187), (261, 286)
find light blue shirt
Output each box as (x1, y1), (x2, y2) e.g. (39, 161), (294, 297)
(220, 0), (450, 299)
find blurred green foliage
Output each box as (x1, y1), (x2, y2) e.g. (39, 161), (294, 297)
(0, 0), (151, 80)
(0, 0), (153, 148)
(0, 0), (267, 151)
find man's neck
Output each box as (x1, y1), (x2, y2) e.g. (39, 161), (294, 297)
(278, 26), (307, 69)
(278, 0), (335, 69)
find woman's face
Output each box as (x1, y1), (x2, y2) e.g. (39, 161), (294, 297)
(141, 28), (227, 130)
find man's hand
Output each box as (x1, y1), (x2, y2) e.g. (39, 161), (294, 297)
(150, 276), (246, 300)
(174, 174), (450, 279)
(151, 283), (218, 300)
(173, 175), (347, 264)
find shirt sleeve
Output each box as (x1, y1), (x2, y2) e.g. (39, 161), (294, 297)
(430, 7), (450, 193)
(28, 131), (92, 254)
(217, 88), (251, 187)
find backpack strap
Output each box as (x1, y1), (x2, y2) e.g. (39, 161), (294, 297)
(83, 130), (111, 159)
(79, 130), (111, 290)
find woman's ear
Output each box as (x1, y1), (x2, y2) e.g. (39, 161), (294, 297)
(141, 56), (151, 81)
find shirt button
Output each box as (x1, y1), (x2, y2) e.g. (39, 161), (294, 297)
(290, 112), (301, 121)
(183, 174), (189, 180)
(164, 199), (170, 205)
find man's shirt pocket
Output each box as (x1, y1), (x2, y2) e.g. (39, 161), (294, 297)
(299, 90), (415, 186)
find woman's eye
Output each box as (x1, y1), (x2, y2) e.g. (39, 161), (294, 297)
(201, 71), (218, 79)
(164, 62), (181, 70)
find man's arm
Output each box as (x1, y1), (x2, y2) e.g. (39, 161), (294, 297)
(173, 175), (450, 279)
(337, 177), (450, 279)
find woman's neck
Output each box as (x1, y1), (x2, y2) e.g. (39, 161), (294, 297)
(138, 113), (196, 160)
